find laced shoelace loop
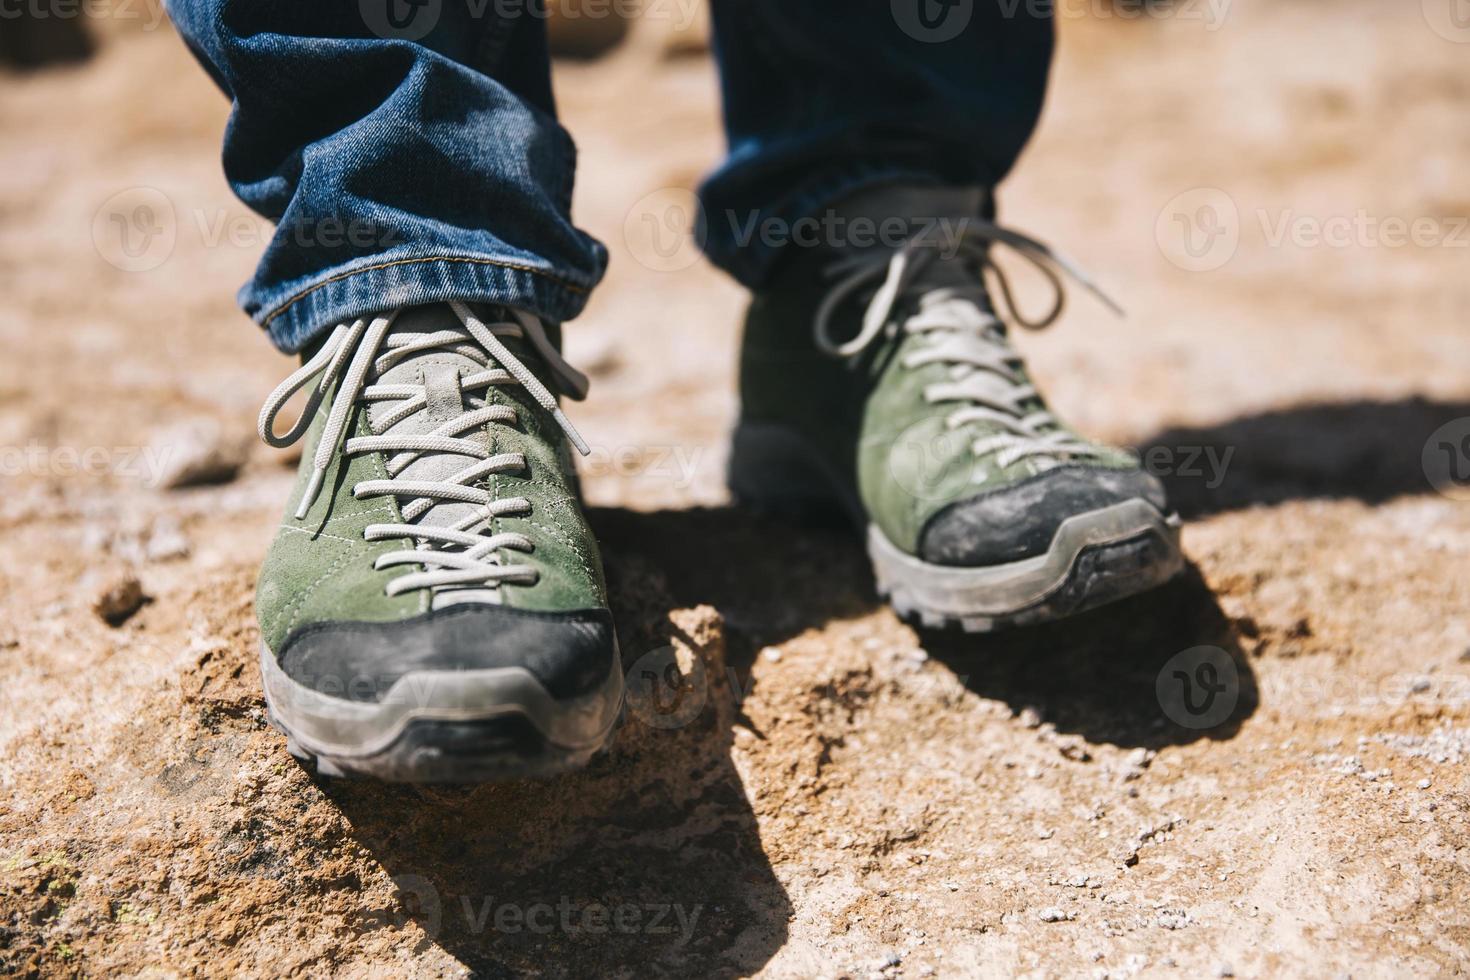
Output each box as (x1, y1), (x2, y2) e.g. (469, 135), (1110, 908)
(813, 219), (1124, 470)
(257, 304), (591, 597)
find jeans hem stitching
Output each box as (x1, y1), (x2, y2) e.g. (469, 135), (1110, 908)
(259, 255), (592, 328)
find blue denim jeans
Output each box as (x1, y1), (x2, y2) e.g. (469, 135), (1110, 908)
(169, 0), (1052, 352)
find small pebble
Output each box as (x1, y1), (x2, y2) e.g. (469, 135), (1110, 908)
(94, 572), (146, 626)
(149, 419), (250, 489)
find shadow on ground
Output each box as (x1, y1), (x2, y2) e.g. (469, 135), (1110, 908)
(923, 565), (1256, 749)
(1139, 396), (1466, 518)
(592, 507), (1257, 750)
(320, 550), (792, 978)
(0, 10), (93, 69)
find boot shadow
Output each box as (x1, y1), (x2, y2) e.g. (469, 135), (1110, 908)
(590, 507), (1256, 750)
(319, 537), (791, 978)
(0, 10), (93, 69)
(1140, 396), (1470, 518)
(921, 563), (1257, 749)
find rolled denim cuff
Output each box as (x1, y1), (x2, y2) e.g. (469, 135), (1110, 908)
(251, 249), (597, 354)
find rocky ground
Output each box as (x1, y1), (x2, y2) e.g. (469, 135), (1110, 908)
(2, 2), (1469, 976)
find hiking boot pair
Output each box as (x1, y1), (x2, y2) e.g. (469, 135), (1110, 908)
(255, 187), (1181, 783)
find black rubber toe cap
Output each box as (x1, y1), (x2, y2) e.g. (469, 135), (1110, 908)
(918, 465), (1170, 568)
(276, 605), (617, 704)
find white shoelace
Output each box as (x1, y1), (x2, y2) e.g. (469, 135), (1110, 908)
(258, 301), (590, 596)
(813, 219), (1123, 469)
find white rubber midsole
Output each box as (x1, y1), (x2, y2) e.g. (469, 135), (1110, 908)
(260, 643), (624, 760)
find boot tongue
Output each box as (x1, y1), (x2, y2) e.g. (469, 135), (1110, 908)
(365, 305), (515, 534)
(832, 187), (1055, 420)
(815, 184), (994, 311)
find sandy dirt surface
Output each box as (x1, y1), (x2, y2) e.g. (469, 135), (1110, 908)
(3, 2), (1470, 976)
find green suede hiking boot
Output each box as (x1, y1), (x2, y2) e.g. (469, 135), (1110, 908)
(729, 186), (1184, 632)
(255, 301), (621, 782)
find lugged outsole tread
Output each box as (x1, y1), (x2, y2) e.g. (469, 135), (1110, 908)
(735, 487), (1184, 633)
(880, 530), (1183, 633)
